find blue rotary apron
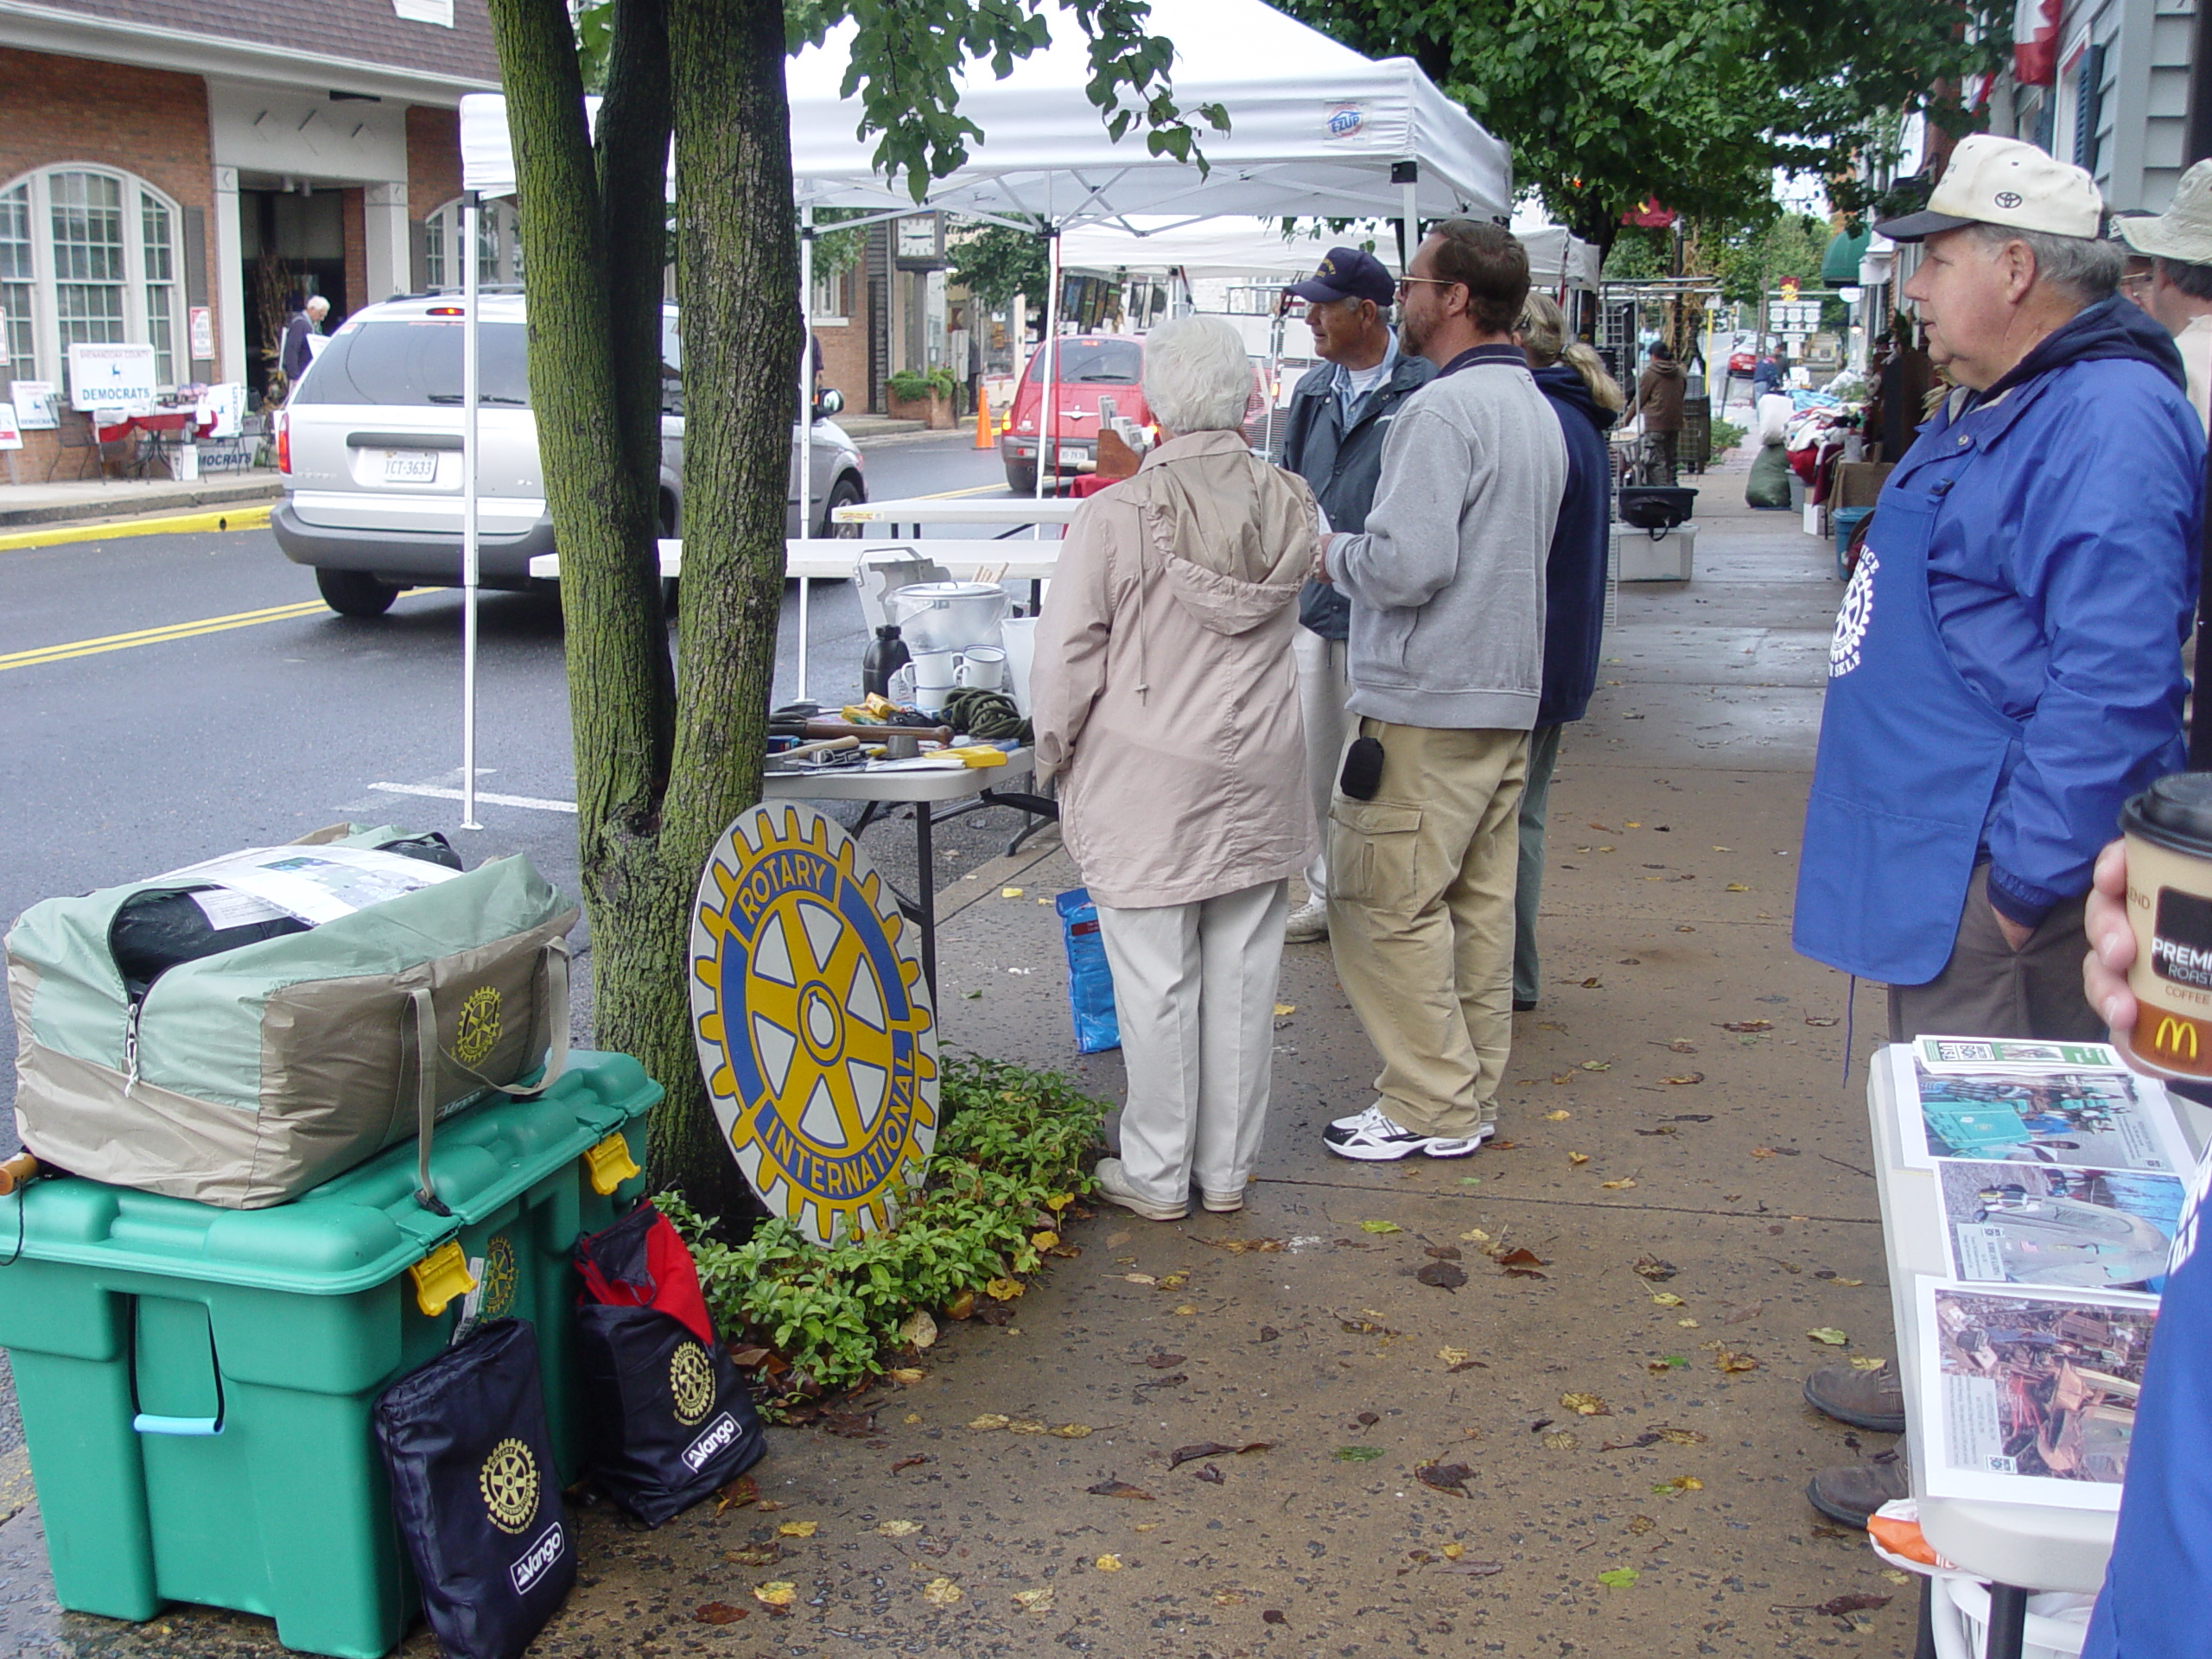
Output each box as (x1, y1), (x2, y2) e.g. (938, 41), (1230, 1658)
(1794, 423), (2024, 985)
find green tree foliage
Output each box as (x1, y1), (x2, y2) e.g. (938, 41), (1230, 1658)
(489, 0), (1209, 1217)
(949, 220), (1050, 309)
(1276, 0), (2008, 255)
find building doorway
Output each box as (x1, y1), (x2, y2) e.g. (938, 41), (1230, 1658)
(239, 183), (346, 404)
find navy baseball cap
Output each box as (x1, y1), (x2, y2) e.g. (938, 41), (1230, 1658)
(1284, 246), (1395, 307)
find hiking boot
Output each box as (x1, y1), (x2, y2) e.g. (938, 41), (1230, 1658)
(1092, 1156), (1186, 1222)
(1805, 1452), (1911, 1528)
(1803, 1362), (1907, 1433)
(1284, 899), (1329, 943)
(1323, 1103), (1492, 1161)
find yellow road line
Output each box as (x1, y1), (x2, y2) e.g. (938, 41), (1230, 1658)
(0, 598), (328, 672)
(0, 502), (274, 553)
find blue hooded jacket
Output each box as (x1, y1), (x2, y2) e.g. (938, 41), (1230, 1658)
(1911, 295), (2202, 925)
(1530, 360), (1616, 726)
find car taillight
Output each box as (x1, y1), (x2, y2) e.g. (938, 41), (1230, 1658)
(274, 413), (289, 474)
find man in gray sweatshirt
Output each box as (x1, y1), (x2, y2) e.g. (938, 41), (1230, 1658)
(1317, 220), (1568, 1160)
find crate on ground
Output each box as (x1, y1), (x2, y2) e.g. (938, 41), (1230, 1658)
(1612, 521), (1696, 582)
(0, 1051), (660, 1659)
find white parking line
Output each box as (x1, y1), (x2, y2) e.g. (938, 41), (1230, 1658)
(369, 782), (578, 814)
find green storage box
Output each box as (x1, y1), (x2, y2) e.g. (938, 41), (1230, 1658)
(0, 1050), (662, 1659)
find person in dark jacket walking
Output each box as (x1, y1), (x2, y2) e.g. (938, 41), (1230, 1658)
(1751, 348), (1783, 401)
(1635, 341), (1687, 483)
(1277, 247), (1435, 944)
(281, 294), (329, 386)
(1513, 292), (1622, 1010)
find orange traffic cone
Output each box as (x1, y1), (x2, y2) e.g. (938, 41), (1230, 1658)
(974, 385), (995, 448)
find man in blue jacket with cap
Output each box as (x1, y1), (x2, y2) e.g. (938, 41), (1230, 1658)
(1277, 247), (1434, 944)
(1794, 133), (2202, 1526)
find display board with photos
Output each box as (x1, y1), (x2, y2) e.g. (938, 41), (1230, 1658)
(1883, 1036), (2206, 1513)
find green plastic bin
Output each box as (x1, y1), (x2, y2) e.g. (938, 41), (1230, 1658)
(0, 1050), (661, 1659)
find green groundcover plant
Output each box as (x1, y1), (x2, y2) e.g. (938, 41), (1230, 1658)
(658, 1055), (1108, 1398)
(887, 367), (959, 405)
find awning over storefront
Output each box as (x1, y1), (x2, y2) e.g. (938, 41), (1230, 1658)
(1822, 227), (1872, 286)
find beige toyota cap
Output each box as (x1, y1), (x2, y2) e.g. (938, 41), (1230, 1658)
(2119, 160), (2212, 265)
(1875, 134), (2105, 243)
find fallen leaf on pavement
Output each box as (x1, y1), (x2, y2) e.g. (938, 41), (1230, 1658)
(1416, 1260), (1468, 1290)
(923, 1577), (963, 1606)
(1541, 1430), (1580, 1450)
(1807, 1328), (1849, 1346)
(1158, 1272), (1189, 1290)
(1545, 1109), (1573, 1121)
(1646, 1358), (1688, 1375)
(1359, 1219), (1402, 1234)
(715, 1473), (760, 1513)
(1582, 1059), (1611, 1071)
(754, 1499), (787, 1512)
(1598, 1567), (1642, 1589)
(1334, 1446), (1385, 1462)
(1726, 883), (1751, 893)
(1460, 1228), (1492, 1244)
(1048, 1423), (1093, 1438)
(1438, 1346), (1470, 1367)
(945, 1291), (975, 1320)
(753, 1582), (798, 1607)
(1850, 1355), (1890, 1370)
(1144, 1351), (1186, 1369)
(968, 1414), (1010, 1430)
(1007, 1420), (1051, 1434)
(1808, 1592), (1892, 1616)
(1561, 1393), (1610, 1415)
(1030, 1230), (1058, 1250)
(1751, 1147), (1777, 1159)
(891, 1454), (931, 1474)
(1581, 976), (1603, 988)
(1663, 1074), (1704, 1086)
(1661, 1039), (1699, 1054)
(1205, 1236), (1284, 1254)
(1087, 1480), (1155, 1500)
(1262, 1609), (1289, 1625)
(1417, 1462), (1473, 1496)
(1447, 1358), (1490, 1373)
(1805, 1015), (1840, 1027)
(695, 1602), (750, 1624)
(1632, 1255), (1678, 1282)
(986, 1277), (1023, 1300)
(777, 1520), (818, 1538)
(1169, 1440), (1271, 1470)
(1012, 1587), (1055, 1612)
(1654, 1475), (1704, 1493)
(1552, 1072), (1574, 1085)
(1094, 1555), (1123, 1572)
(1719, 1020), (1773, 1033)
(1121, 1272), (1157, 1286)
(1339, 1315), (1402, 1334)
(1651, 1292), (1685, 1306)
(1628, 1515), (1657, 1535)
(887, 1367), (925, 1384)
(1568, 1151), (1591, 1166)
(1601, 1178), (1637, 1190)
(876, 1520), (922, 1536)
(724, 1542), (781, 1566)
(1714, 1351), (1760, 1373)
(1257, 1325), (1281, 1341)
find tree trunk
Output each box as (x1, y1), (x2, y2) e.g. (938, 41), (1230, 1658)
(649, 0), (803, 1214)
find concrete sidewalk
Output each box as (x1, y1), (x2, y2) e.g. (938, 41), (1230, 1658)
(0, 471), (281, 530)
(1, 458), (1916, 1658)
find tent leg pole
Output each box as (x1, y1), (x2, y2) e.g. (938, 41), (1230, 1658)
(796, 206), (815, 703)
(1396, 160), (1420, 275)
(1035, 214), (1059, 524)
(461, 190), (482, 832)
(798, 575), (810, 702)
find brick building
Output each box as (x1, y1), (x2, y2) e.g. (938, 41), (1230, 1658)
(0, 0), (499, 476)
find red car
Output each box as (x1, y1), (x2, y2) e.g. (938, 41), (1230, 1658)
(999, 334), (1268, 493)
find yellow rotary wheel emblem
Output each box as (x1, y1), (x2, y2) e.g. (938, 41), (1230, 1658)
(689, 804), (938, 1245)
(454, 985), (503, 1066)
(479, 1437), (540, 1534)
(670, 1339), (716, 1425)
(479, 1234), (518, 1320)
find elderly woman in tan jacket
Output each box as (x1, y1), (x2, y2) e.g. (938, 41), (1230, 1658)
(1031, 315), (1321, 1223)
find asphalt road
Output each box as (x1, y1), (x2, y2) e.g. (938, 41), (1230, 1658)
(0, 429), (1033, 1156)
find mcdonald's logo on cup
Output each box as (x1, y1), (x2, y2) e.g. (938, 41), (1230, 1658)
(2120, 775), (2212, 1077)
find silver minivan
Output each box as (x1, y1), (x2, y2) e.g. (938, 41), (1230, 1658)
(272, 294), (867, 616)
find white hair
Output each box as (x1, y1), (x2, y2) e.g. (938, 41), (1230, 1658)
(1141, 315), (1253, 434)
(1964, 222), (2122, 307)
(305, 295), (330, 315)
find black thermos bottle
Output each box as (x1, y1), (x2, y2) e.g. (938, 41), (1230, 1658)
(861, 624), (911, 699)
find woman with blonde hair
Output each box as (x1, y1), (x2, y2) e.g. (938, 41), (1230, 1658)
(1510, 291), (1619, 1011)
(1031, 314), (1319, 1221)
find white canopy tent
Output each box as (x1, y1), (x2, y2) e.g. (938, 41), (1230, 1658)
(447, 0), (1509, 779)
(1059, 216), (1396, 280)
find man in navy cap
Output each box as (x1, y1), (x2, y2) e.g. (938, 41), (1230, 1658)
(1277, 246), (1434, 944)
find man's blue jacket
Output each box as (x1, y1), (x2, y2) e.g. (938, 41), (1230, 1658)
(1911, 296), (2200, 925)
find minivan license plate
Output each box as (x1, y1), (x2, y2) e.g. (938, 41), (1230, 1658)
(383, 451), (438, 482)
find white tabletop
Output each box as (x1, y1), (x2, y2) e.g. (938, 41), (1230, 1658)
(1870, 1056), (2122, 1592)
(831, 495), (1084, 526)
(760, 747), (1036, 804)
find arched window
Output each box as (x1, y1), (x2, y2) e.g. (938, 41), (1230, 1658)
(423, 197), (522, 290)
(0, 165), (188, 398)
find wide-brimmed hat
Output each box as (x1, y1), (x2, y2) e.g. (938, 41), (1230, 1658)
(2119, 161), (2212, 266)
(1875, 134), (2103, 243)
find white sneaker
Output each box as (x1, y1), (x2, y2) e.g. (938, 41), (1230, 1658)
(1323, 1103), (1493, 1161)
(1092, 1156), (1187, 1221)
(1284, 898), (1329, 943)
(1199, 1187), (1245, 1213)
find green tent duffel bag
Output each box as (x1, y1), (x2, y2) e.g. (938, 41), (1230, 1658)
(6, 824), (580, 1210)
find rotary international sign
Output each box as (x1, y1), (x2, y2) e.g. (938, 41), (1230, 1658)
(689, 804), (938, 1244)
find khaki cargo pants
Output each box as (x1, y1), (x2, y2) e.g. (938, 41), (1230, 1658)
(1325, 719), (1529, 1139)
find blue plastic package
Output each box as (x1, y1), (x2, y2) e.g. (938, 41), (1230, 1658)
(1055, 887), (1122, 1054)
